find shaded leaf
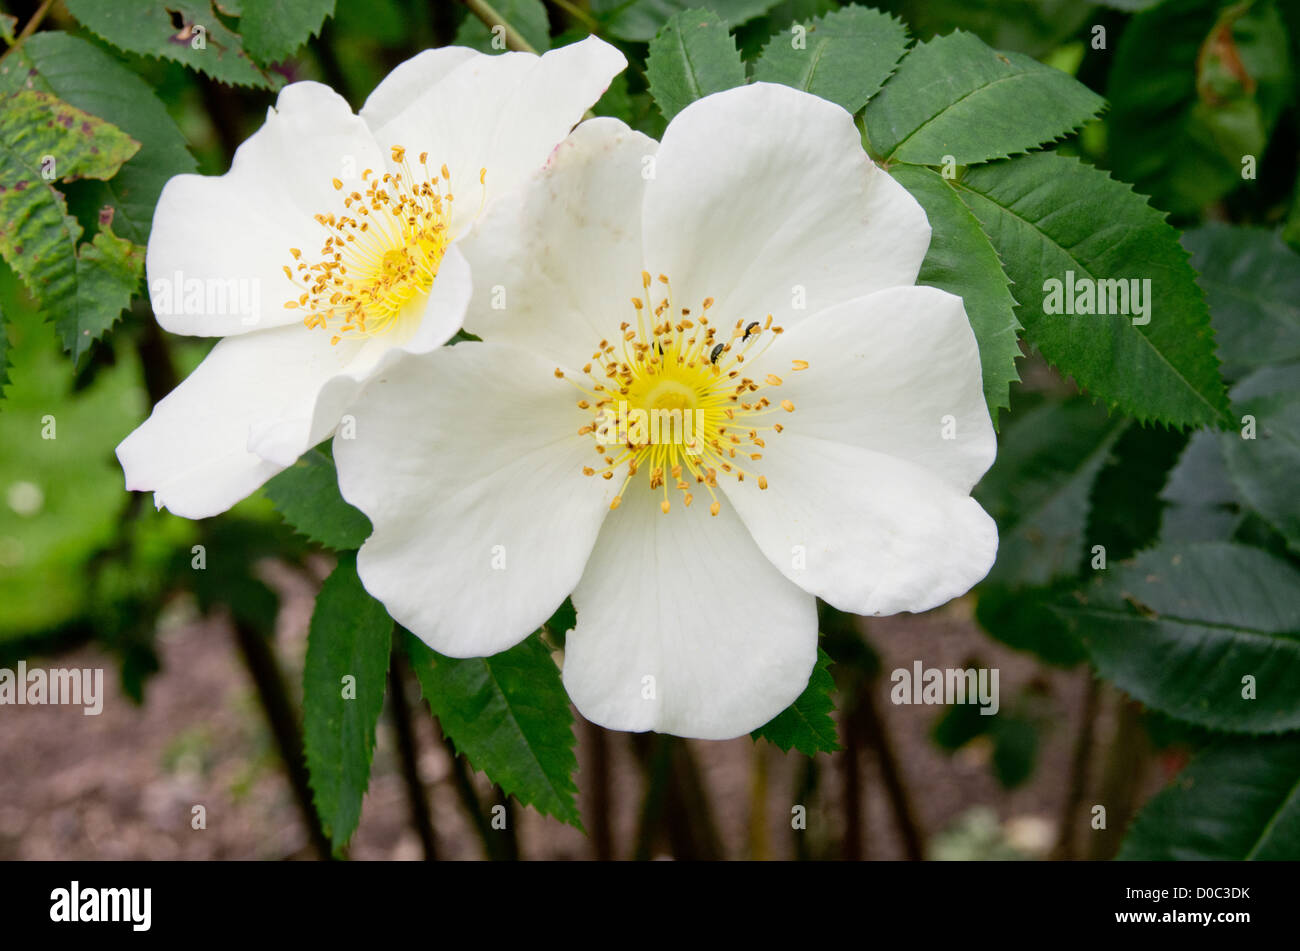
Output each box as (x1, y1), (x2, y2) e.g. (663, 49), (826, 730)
(1119, 734), (1300, 860)
(1057, 542), (1300, 733)
(597, 0), (781, 42)
(1183, 223), (1300, 380)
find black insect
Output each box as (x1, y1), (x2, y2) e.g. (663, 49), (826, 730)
(742, 321), (760, 341)
(710, 343), (725, 364)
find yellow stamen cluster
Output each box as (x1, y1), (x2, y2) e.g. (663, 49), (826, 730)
(283, 147), (481, 344)
(559, 272), (806, 516)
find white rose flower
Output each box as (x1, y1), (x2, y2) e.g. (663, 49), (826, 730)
(117, 37), (626, 518)
(335, 83), (999, 739)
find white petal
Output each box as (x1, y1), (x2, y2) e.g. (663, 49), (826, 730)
(358, 46), (481, 129)
(335, 341), (616, 657)
(750, 285), (996, 492)
(721, 436), (998, 616)
(564, 482), (818, 739)
(461, 117), (655, 367)
(116, 323), (362, 518)
(642, 82), (930, 331)
(363, 36), (626, 235)
(147, 82), (385, 338)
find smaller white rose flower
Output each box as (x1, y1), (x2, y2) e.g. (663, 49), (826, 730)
(335, 83), (999, 739)
(117, 37), (626, 518)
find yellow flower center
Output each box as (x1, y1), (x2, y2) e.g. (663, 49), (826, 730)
(283, 146), (483, 345)
(560, 271), (806, 516)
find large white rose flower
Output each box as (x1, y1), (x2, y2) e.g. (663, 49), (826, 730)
(117, 38), (625, 518)
(335, 83), (999, 739)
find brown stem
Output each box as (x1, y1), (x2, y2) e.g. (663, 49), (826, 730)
(230, 616), (332, 859)
(859, 683), (925, 860)
(1053, 672), (1102, 861)
(1, 0), (55, 62)
(1086, 692), (1151, 860)
(388, 653), (437, 860)
(582, 717), (614, 860)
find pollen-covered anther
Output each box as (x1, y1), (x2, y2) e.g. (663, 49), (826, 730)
(284, 145), (475, 345)
(565, 274), (806, 517)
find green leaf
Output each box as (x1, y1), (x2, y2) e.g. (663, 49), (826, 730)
(976, 398), (1125, 588)
(889, 163), (1020, 421)
(647, 9), (747, 122)
(454, 0), (551, 52)
(263, 448), (372, 550)
(597, 0), (781, 43)
(1056, 542), (1300, 734)
(0, 32), (197, 245)
(975, 582), (1085, 666)
(240, 0), (336, 64)
(1219, 367), (1300, 553)
(1107, 0), (1293, 215)
(1159, 431), (1244, 545)
(1083, 421), (1189, 566)
(303, 552), (393, 852)
(0, 89), (144, 363)
(1183, 223), (1300, 380)
(1119, 734), (1300, 860)
(0, 13), (16, 45)
(955, 152), (1230, 429)
(752, 5), (909, 114)
(863, 30), (1104, 166)
(406, 632), (582, 828)
(0, 300), (8, 390)
(62, 0), (279, 88)
(752, 647), (840, 754)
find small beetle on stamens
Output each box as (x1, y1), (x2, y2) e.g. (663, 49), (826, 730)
(710, 343), (726, 364)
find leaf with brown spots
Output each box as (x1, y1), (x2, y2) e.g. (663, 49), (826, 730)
(0, 90), (143, 364)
